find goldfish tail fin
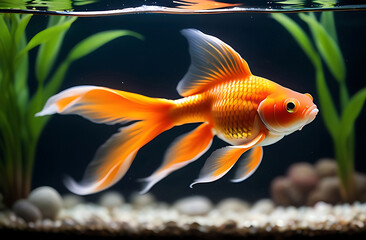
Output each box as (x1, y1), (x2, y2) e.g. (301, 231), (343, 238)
(37, 85), (175, 195)
(139, 122), (214, 194)
(65, 120), (170, 195)
(230, 146), (263, 183)
(36, 85), (173, 124)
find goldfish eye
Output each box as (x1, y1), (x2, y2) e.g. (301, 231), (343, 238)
(284, 99), (299, 113)
(286, 102), (296, 113)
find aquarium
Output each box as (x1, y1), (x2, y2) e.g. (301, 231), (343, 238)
(0, 0), (365, 238)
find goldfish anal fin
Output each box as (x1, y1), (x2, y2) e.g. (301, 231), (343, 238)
(177, 29), (251, 97)
(139, 122), (214, 194)
(231, 146), (263, 183)
(190, 132), (265, 187)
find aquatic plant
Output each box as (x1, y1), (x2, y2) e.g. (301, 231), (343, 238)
(0, 13), (143, 207)
(272, 12), (366, 202)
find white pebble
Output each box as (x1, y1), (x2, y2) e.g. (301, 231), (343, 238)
(28, 186), (62, 220)
(250, 199), (275, 214)
(173, 196), (213, 216)
(99, 191), (124, 209)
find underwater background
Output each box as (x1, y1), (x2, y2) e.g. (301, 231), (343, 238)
(22, 10), (366, 203)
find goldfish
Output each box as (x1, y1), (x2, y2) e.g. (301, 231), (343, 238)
(37, 29), (318, 195)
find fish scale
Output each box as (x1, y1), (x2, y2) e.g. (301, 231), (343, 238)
(209, 76), (273, 140)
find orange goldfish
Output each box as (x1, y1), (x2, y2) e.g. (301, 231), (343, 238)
(37, 29), (318, 195)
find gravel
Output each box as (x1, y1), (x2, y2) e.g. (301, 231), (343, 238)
(1, 197), (366, 238)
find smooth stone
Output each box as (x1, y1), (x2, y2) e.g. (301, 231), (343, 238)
(288, 162), (318, 194)
(0, 193), (3, 209)
(28, 186), (62, 220)
(130, 192), (156, 208)
(217, 198), (250, 213)
(270, 176), (304, 206)
(63, 194), (84, 209)
(251, 199), (275, 214)
(354, 172), (366, 199)
(12, 199), (42, 223)
(173, 196), (213, 216)
(314, 159), (338, 179)
(307, 177), (341, 205)
(99, 191), (124, 209)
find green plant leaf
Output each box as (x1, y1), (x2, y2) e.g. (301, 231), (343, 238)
(67, 30), (144, 62)
(44, 30), (143, 99)
(0, 15), (11, 61)
(339, 88), (366, 139)
(299, 13), (346, 83)
(0, 15), (11, 46)
(17, 17), (76, 60)
(271, 13), (320, 67)
(30, 30), (143, 138)
(35, 16), (74, 84)
(315, 68), (340, 139)
(320, 12), (338, 43)
(14, 14), (32, 48)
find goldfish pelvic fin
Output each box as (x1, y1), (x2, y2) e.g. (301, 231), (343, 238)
(177, 29), (252, 97)
(36, 85), (173, 124)
(65, 120), (172, 195)
(190, 132), (265, 187)
(139, 122), (214, 194)
(231, 146), (263, 183)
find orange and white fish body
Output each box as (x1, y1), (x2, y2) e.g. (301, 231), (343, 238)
(37, 29), (318, 195)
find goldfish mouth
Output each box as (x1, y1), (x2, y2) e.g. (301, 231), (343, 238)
(299, 105), (318, 130)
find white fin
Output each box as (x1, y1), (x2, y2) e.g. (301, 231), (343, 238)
(139, 123), (214, 194)
(231, 146), (263, 183)
(178, 29), (251, 97)
(189, 146), (247, 188)
(190, 132), (266, 187)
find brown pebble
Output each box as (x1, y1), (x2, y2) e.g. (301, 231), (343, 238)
(288, 162), (319, 195)
(270, 177), (304, 206)
(314, 158), (338, 179)
(307, 177), (342, 205)
(354, 172), (366, 200)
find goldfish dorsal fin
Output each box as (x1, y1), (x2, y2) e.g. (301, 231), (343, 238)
(177, 29), (251, 97)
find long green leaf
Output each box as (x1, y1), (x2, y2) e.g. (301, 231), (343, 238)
(0, 15), (11, 62)
(272, 13), (320, 67)
(315, 67), (339, 139)
(14, 14), (32, 48)
(299, 13), (346, 83)
(35, 16), (74, 84)
(31, 30), (143, 138)
(17, 17), (76, 60)
(67, 30), (144, 62)
(339, 88), (366, 139)
(44, 30), (143, 99)
(320, 12), (338, 43)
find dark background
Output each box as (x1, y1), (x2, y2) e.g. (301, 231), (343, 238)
(29, 11), (366, 203)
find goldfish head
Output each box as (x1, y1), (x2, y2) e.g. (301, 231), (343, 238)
(257, 89), (318, 135)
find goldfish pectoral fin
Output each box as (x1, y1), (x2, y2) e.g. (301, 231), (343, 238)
(139, 122), (214, 194)
(65, 120), (171, 195)
(177, 29), (251, 97)
(190, 132), (266, 188)
(231, 146), (263, 183)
